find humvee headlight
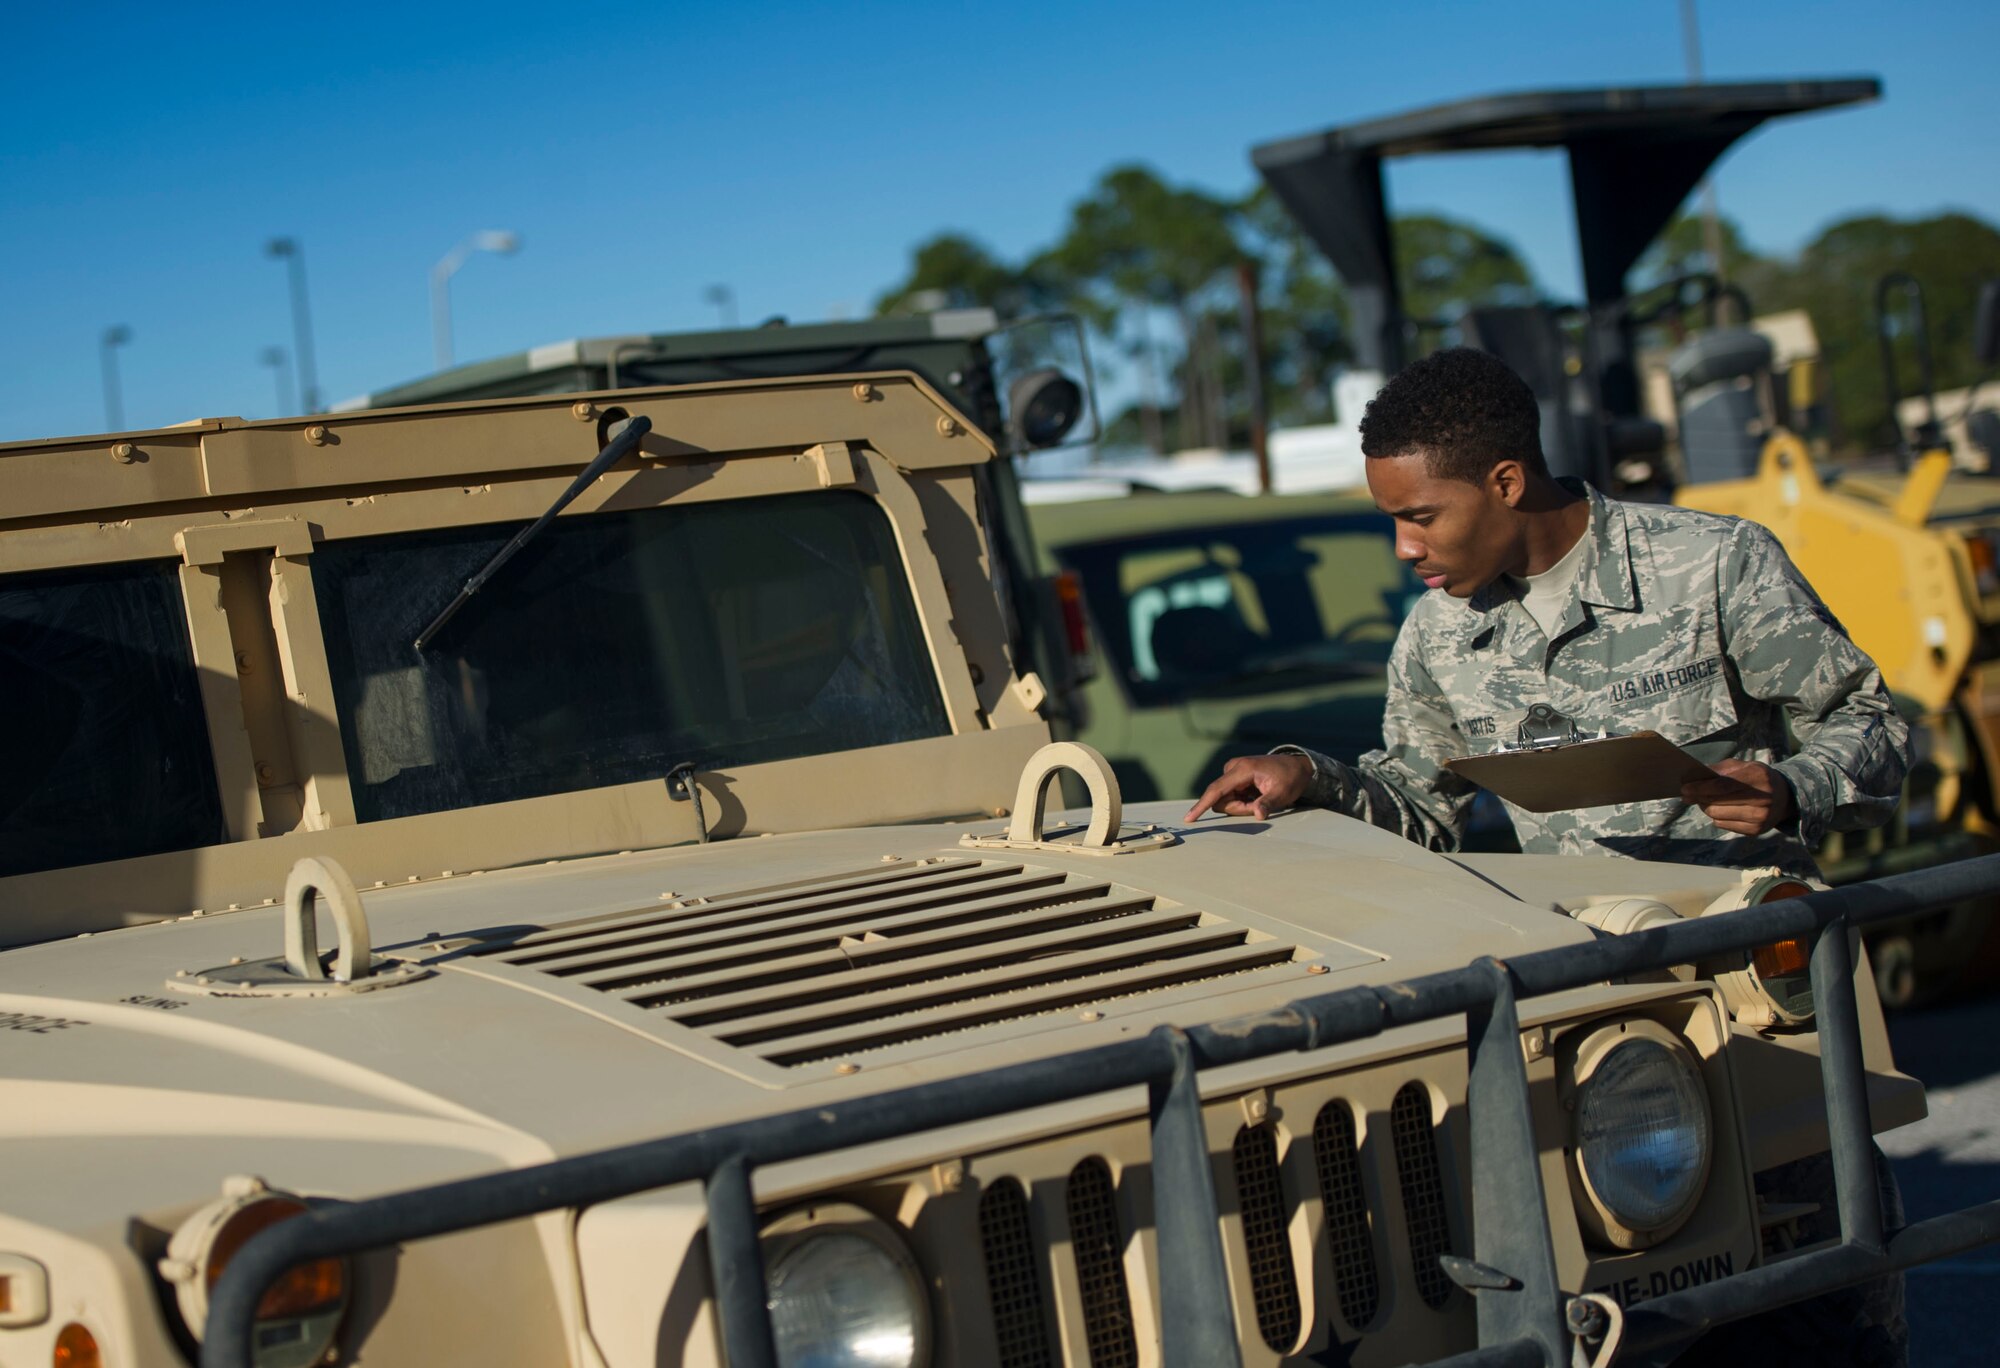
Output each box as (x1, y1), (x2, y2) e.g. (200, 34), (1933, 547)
(1572, 1033), (1711, 1247)
(159, 1177), (348, 1368)
(762, 1204), (928, 1368)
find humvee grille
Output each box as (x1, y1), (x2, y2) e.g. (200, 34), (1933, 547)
(1312, 1099), (1381, 1330)
(1065, 1157), (1139, 1368)
(1390, 1082), (1456, 1309)
(924, 1075), (1456, 1359)
(1231, 1123), (1301, 1351)
(474, 856), (1299, 1067)
(977, 1178), (1055, 1368)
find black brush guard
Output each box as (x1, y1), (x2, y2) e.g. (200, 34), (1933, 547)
(203, 854), (2000, 1367)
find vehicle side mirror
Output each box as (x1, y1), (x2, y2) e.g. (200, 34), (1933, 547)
(1008, 369), (1085, 450)
(1976, 280), (2000, 366)
(988, 314), (1100, 454)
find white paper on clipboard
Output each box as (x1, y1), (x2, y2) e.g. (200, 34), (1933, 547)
(1443, 731), (1718, 813)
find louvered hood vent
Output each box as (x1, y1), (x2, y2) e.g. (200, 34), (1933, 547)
(472, 856), (1300, 1066)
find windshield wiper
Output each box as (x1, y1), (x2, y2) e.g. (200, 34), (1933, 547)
(413, 412), (653, 651)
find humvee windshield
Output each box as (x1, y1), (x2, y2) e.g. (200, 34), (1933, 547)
(1059, 513), (1419, 704)
(0, 560), (226, 877)
(315, 490), (948, 822)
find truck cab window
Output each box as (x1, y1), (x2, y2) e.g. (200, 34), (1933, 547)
(0, 561), (224, 876)
(312, 490), (949, 823)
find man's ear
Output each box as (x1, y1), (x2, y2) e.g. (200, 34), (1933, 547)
(1488, 459), (1528, 507)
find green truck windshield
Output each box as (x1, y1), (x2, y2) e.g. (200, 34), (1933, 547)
(313, 491), (949, 823)
(1059, 513), (1420, 706)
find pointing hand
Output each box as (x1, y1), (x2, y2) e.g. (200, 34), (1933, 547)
(1184, 754), (1316, 822)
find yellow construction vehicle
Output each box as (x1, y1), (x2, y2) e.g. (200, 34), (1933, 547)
(1255, 81), (2000, 1003)
(1673, 278), (2000, 1003)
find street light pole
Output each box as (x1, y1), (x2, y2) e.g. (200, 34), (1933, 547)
(100, 325), (132, 431)
(265, 238), (322, 412)
(1236, 260), (1272, 494)
(431, 230), (522, 371)
(703, 284), (738, 329)
(260, 346), (295, 416)
(1679, 0), (1729, 294)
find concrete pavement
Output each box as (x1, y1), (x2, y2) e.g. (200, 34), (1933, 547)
(1883, 998), (2000, 1368)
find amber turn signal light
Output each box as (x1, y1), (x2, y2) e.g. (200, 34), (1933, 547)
(1750, 880), (1815, 981)
(204, 1197), (346, 1318)
(1753, 938), (1811, 978)
(53, 1322), (101, 1368)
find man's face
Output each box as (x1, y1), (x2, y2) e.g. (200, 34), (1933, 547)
(1365, 452), (1521, 599)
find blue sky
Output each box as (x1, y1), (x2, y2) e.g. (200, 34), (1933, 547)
(4, 0), (1996, 441)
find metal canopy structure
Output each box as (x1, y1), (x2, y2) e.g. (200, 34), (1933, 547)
(1252, 79), (1881, 374)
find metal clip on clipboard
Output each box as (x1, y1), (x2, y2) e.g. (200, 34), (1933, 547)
(1497, 703), (1602, 752)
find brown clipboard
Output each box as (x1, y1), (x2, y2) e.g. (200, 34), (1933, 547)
(1444, 731), (1718, 813)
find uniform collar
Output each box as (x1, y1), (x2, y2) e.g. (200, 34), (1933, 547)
(1573, 480), (1640, 612)
(1461, 479), (1639, 618)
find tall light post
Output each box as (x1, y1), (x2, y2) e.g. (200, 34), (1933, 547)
(431, 230), (521, 371)
(702, 284), (737, 329)
(100, 325), (132, 431)
(260, 345), (295, 416)
(1679, 0), (1728, 294)
(265, 238), (322, 413)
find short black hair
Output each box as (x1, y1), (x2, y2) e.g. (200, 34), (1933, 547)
(1359, 346), (1547, 483)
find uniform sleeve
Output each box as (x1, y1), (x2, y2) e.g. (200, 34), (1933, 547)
(1272, 617), (1480, 850)
(1720, 520), (1911, 846)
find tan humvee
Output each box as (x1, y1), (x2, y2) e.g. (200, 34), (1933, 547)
(0, 375), (1928, 1366)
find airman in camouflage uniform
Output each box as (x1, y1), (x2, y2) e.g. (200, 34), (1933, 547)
(1187, 348), (1909, 879)
(1278, 482), (1903, 876)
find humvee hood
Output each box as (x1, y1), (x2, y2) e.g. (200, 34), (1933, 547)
(0, 804), (1618, 1165)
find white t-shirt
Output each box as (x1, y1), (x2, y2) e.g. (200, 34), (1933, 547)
(1506, 526), (1590, 638)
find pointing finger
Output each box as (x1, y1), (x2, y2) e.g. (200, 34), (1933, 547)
(1185, 777), (1235, 823)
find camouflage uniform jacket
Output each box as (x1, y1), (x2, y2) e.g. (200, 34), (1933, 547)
(1281, 483), (1910, 878)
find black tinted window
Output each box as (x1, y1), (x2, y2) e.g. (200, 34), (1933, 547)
(313, 492), (949, 823)
(0, 561), (224, 877)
